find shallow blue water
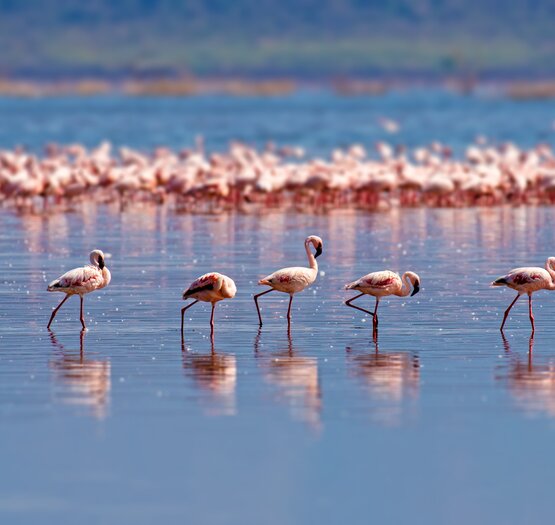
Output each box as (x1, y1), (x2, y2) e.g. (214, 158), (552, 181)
(1, 205), (555, 524)
(1, 90), (555, 156)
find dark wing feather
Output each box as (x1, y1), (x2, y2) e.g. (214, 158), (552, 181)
(183, 282), (214, 298)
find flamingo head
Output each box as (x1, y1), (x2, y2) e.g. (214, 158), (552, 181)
(406, 271), (421, 296)
(90, 249), (106, 269)
(306, 235), (324, 258)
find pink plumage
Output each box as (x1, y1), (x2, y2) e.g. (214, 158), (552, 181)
(492, 258), (555, 333)
(181, 272), (236, 338)
(345, 269), (421, 337)
(47, 249), (111, 330)
(254, 235), (323, 326)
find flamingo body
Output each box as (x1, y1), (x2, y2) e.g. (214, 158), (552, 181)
(259, 266), (317, 294)
(345, 270), (418, 298)
(181, 272), (236, 337)
(492, 258), (555, 333)
(183, 272), (237, 303)
(47, 249), (110, 330)
(255, 235), (323, 326)
(492, 267), (553, 293)
(48, 265), (110, 295)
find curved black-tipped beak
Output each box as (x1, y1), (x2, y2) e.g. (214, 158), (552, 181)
(411, 282), (420, 296)
(315, 243), (323, 259)
(98, 256), (105, 270)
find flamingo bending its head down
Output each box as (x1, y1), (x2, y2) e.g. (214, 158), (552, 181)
(492, 258), (555, 333)
(47, 249), (111, 330)
(345, 270), (420, 336)
(181, 272), (236, 337)
(254, 235), (323, 326)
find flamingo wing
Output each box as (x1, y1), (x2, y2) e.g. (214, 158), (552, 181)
(183, 272), (220, 298)
(362, 271), (399, 288)
(346, 270), (400, 291)
(493, 267), (548, 288)
(511, 273), (540, 285)
(261, 267), (313, 285)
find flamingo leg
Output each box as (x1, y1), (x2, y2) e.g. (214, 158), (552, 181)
(528, 293), (535, 334)
(373, 298), (380, 335)
(287, 295), (293, 324)
(254, 289), (274, 326)
(181, 300), (199, 339)
(500, 293), (520, 332)
(80, 295), (86, 330)
(210, 302), (216, 329)
(47, 294), (70, 329)
(345, 293), (376, 318)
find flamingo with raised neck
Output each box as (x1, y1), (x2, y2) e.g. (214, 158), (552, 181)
(254, 235), (323, 326)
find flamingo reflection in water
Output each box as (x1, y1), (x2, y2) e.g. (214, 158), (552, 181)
(181, 333), (237, 416)
(499, 335), (555, 418)
(254, 328), (321, 430)
(346, 338), (419, 426)
(48, 330), (111, 419)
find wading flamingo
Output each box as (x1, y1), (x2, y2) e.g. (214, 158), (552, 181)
(47, 249), (111, 330)
(492, 258), (555, 333)
(254, 235), (323, 326)
(181, 272), (236, 337)
(345, 270), (420, 335)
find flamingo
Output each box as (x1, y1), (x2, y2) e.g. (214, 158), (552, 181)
(47, 249), (111, 330)
(345, 270), (421, 335)
(181, 272), (237, 337)
(492, 258), (555, 333)
(254, 235), (323, 326)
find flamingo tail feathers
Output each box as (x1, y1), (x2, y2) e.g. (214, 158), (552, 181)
(47, 280), (62, 291)
(492, 277), (508, 287)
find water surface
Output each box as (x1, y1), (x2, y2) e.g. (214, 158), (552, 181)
(2, 206), (555, 524)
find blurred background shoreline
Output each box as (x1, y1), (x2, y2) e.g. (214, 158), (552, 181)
(4, 77), (555, 100)
(3, 0), (555, 99)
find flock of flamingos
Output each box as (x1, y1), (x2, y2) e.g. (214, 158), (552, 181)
(4, 139), (555, 212)
(46, 237), (554, 338)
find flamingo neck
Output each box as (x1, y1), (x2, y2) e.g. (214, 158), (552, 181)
(396, 273), (412, 297)
(305, 242), (318, 271)
(546, 258), (555, 289)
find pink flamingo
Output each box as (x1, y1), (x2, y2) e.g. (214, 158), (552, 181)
(254, 235), (323, 326)
(47, 250), (111, 330)
(181, 272), (237, 336)
(492, 258), (555, 333)
(345, 270), (420, 335)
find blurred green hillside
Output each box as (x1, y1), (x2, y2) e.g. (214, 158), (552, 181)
(1, 0), (555, 77)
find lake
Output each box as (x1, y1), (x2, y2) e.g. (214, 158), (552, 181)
(2, 92), (555, 524)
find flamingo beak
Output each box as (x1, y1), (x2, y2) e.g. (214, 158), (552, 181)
(98, 256), (105, 270)
(411, 281), (420, 296)
(315, 243), (323, 258)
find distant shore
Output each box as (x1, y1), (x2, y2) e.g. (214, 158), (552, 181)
(2, 76), (555, 100)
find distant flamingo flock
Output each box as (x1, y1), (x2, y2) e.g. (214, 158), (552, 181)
(5, 139), (555, 213)
(46, 238), (555, 337)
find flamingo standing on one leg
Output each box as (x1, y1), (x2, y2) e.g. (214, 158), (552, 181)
(492, 257), (555, 333)
(254, 235), (323, 326)
(47, 249), (111, 330)
(181, 272), (237, 338)
(345, 270), (420, 336)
